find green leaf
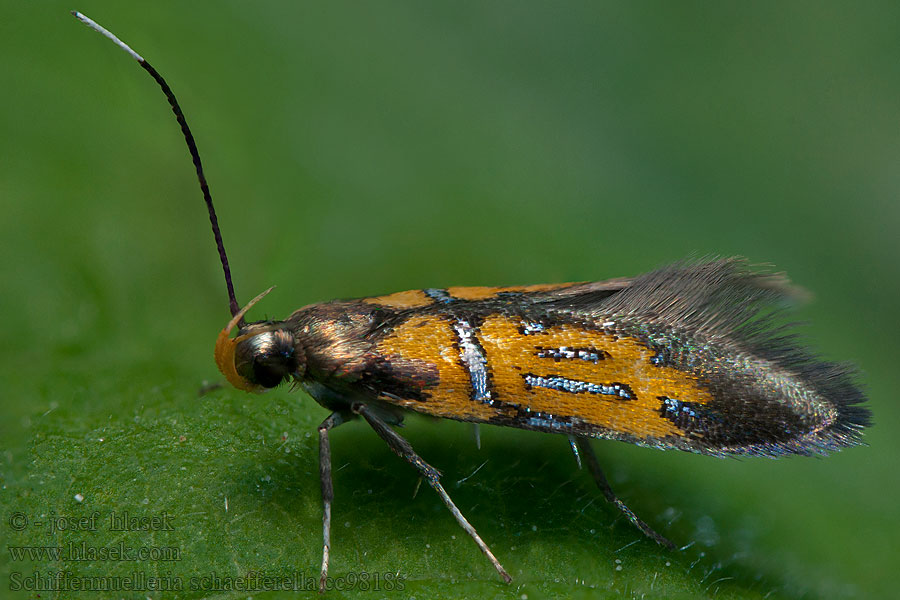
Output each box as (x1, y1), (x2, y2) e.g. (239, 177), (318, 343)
(3, 2), (896, 599)
(3, 364), (804, 599)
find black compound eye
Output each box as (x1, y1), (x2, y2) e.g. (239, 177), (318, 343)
(252, 346), (296, 388)
(235, 329), (301, 389)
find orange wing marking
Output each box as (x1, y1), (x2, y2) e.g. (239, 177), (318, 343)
(478, 316), (714, 439)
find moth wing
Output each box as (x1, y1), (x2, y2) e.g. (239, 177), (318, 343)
(527, 258), (869, 456)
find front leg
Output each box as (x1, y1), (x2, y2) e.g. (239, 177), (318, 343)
(352, 402), (512, 583)
(318, 411), (347, 593)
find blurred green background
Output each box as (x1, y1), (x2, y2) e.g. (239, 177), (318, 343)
(2, 2), (898, 599)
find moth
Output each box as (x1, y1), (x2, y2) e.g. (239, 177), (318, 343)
(74, 12), (871, 591)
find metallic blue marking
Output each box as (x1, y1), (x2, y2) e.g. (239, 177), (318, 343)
(657, 396), (716, 432)
(526, 415), (574, 430)
(660, 396), (699, 418)
(424, 288), (454, 303)
(453, 319), (492, 404)
(519, 321), (547, 335)
(521, 406), (574, 430)
(536, 346), (608, 363)
(523, 374), (634, 400)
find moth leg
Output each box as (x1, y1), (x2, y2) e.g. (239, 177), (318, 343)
(318, 411), (348, 593)
(567, 435), (582, 469)
(574, 437), (675, 549)
(352, 402), (512, 583)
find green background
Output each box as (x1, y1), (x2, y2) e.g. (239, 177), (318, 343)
(2, 2), (897, 599)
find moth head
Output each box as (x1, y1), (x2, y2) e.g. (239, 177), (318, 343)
(214, 287), (306, 392)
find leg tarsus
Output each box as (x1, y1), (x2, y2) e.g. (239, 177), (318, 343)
(574, 437), (675, 550)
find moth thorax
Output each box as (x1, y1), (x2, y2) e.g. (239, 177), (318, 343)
(234, 329), (305, 389)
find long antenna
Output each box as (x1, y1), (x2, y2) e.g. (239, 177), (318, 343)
(72, 11), (241, 318)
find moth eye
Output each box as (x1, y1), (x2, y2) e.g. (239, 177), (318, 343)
(235, 330), (301, 389)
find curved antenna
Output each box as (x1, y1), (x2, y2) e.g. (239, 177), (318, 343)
(72, 11), (241, 319)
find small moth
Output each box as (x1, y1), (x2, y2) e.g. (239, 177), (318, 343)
(74, 12), (871, 591)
